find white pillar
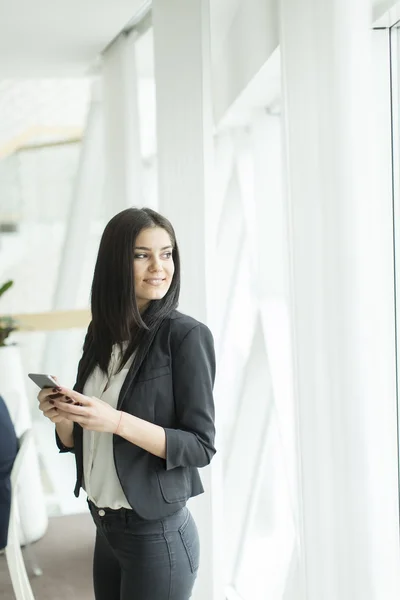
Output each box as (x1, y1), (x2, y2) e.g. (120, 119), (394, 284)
(41, 80), (103, 381)
(102, 32), (143, 217)
(280, 1), (400, 599)
(153, 2), (224, 599)
(38, 82), (104, 515)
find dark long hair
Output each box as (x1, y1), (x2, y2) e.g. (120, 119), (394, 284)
(80, 208), (180, 379)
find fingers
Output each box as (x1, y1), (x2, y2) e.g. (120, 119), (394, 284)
(37, 384), (75, 424)
(38, 386), (62, 403)
(38, 393), (59, 409)
(39, 394), (69, 414)
(38, 386), (76, 408)
(40, 399), (60, 416)
(53, 399), (87, 416)
(56, 387), (88, 407)
(50, 414), (65, 423)
(44, 407), (61, 421)
(41, 403), (78, 424)
(54, 407), (86, 426)
(37, 384), (89, 427)
(39, 403), (66, 424)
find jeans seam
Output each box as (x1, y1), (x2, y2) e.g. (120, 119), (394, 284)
(178, 510), (197, 574)
(178, 508), (190, 533)
(179, 530), (196, 573)
(161, 519), (173, 600)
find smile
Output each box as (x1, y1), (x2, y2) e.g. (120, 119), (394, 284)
(144, 279), (166, 286)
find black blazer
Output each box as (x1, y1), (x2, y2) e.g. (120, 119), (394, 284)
(56, 311), (216, 520)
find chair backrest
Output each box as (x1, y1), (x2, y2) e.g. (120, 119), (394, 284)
(5, 428), (35, 600)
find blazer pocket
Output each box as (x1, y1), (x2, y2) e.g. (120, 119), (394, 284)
(136, 364), (170, 383)
(156, 466), (190, 503)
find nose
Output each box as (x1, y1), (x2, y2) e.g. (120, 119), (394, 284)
(149, 259), (163, 273)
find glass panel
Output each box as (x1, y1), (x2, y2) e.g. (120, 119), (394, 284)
(216, 110), (301, 599)
(235, 408), (297, 598)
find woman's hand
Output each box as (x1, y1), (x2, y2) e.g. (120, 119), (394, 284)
(37, 377), (70, 424)
(52, 387), (120, 434)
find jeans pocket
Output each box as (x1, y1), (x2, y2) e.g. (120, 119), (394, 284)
(178, 511), (200, 573)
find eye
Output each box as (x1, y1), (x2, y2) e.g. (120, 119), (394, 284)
(162, 252), (172, 259)
(134, 253), (147, 259)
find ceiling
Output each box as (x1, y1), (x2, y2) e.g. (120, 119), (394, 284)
(0, 0), (396, 79)
(0, 0), (242, 80)
(0, 0), (147, 77)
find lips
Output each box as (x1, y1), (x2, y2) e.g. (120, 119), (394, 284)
(144, 278), (166, 286)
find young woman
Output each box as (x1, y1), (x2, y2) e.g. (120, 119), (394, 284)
(37, 208), (216, 600)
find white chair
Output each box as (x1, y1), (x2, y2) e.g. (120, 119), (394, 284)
(5, 429), (36, 600)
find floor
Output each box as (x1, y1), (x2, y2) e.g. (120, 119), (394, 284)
(0, 512), (95, 600)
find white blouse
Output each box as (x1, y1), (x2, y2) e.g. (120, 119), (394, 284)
(82, 343), (134, 509)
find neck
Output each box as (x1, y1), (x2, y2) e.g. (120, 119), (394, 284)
(137, 300), (150, 314)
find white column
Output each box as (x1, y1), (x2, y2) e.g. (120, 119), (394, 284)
(280, 1), (400, 600)
(41, 80), (103, 380)
(39, 82), (104, 515)
(153, 2), (224, 599)
(102, 32), (143, 218)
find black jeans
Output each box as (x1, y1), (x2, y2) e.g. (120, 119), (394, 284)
(88, 500), (200, 600)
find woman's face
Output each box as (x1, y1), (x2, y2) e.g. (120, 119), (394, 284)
(133, 227), (175, 311)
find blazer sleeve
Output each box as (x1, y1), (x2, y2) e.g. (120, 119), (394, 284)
(163, 323), (217, 470)
(55, 424), (76, 454)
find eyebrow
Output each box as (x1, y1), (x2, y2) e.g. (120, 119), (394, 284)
(134, 246), (173, 251)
